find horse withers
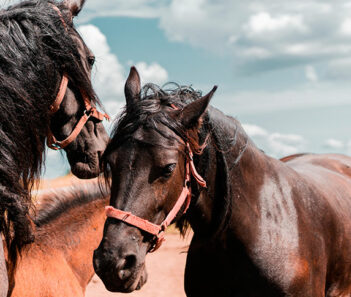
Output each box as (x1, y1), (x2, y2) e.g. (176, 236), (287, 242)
(0, 0), (108, 294)
(94, 67), (351, 296)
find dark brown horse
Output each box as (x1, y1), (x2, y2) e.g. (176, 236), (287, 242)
(94, 67), (351, 296)
(0, 0), (108, 294)
(10, 177), (109, 297)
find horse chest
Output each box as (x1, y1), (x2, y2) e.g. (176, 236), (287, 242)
(185, 235), (287, 297)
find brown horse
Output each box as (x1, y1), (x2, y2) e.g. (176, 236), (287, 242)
(10, 178), (109, 297)
(94, 67), (351, 296)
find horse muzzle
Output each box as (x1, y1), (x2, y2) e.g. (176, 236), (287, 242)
(93, 245), (148, 292)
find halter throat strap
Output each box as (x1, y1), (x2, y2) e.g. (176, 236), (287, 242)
(105, 143), (206, 252)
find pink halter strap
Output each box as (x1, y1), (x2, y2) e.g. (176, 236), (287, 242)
(105, 143), (206, 252)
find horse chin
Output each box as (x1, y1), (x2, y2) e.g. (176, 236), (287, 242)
(136, 267), (148, 290)
(103, 265), (148, 293)
(67, 151), (101, 179)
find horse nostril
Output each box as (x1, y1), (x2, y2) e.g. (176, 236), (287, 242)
(116, 253), (137, 280)
(124, 254), (137, 270)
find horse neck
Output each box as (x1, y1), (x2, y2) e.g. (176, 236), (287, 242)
(31, 190), (108, 288)
(189, 107), (276, 237)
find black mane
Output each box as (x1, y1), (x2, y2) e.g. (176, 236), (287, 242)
(103, 83), (249, 236)
(0, 0), (99, 261)
(104, 83), (203, 156)
(34, 181), (109, 227)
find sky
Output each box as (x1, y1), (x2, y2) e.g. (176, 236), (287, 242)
(2, 0), (351, 178)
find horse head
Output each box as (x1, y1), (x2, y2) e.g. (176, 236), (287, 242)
(93, 67), (216, 292)
(48, 0), (109, 178)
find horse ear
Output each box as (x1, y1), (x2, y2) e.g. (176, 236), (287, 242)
(179, 86), (217, 128)
(125, 66), (141, 108)
(63, 0), (86, 17)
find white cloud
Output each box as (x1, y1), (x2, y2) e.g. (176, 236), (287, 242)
(244, 12), (307, 35)
(6, 0), (351, 74)
(214, 82), (351, 115)
(242, 124), (268, 137)
(77, 24), (169, 105)
(326, 58), (351, 80)
(135, 62), (169, 86)
(305, 65), (318, 82)
(243, 123), (305, 157)
(157, 1), (351, 73)
(78, 25), (125, 100)
(267, 133), (305, 156)
(340, 18), (351, 35)
(324, 138), (344, 149)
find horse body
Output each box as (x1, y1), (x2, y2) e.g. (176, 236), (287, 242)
(185, 145), (351, 296)
(94, 67), (351, 296)
(10, 179), (109, 297)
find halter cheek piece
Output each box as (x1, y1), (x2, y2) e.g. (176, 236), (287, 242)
(47, 6), (110, 150)
(105, 104), (206, 252)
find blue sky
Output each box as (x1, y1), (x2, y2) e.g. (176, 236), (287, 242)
(3, 0), (351, 178)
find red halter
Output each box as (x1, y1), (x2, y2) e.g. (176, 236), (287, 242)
(105, 143), (206, 252)
(47, 6), (110, 150)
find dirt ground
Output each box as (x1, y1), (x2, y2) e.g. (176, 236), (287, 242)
(85, 232), (192, 297)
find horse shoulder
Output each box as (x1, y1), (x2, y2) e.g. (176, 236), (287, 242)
(11, 246), (84, 297)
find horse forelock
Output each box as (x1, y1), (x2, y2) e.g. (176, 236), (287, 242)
(103, 83), (205, 168)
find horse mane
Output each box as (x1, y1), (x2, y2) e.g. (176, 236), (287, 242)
(104, 83), (204, 158)
(103, 83), (248, 237)
(0, 0), (99, 264)
(34, 181), (109, 227)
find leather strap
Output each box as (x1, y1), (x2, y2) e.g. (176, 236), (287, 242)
(49, 74), (69, 114)
(105, 207), (162, 235)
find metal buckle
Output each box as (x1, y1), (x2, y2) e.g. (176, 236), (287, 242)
(84, 108), (93, 118)
(149, 231), (165, 253)
(51, 142), (62, 150)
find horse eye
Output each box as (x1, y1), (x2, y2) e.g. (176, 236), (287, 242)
(162, 163), (176, 177)
(88, 56), (95, 66)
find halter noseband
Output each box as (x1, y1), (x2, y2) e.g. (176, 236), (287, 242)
(105, 142), (206, 252)
(47, 5), (110, 150)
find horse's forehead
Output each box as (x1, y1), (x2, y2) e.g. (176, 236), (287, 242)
(133, 125), (182, 148)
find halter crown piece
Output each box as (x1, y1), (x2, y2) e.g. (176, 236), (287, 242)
(47, 5), (110, 150)
(105, 142), (207, 252)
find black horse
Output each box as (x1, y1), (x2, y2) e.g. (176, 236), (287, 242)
(95, 67), (351, 296)
(0, 0), (108, 294)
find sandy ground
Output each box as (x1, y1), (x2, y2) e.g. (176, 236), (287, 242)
(85, 232), (192, 297)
